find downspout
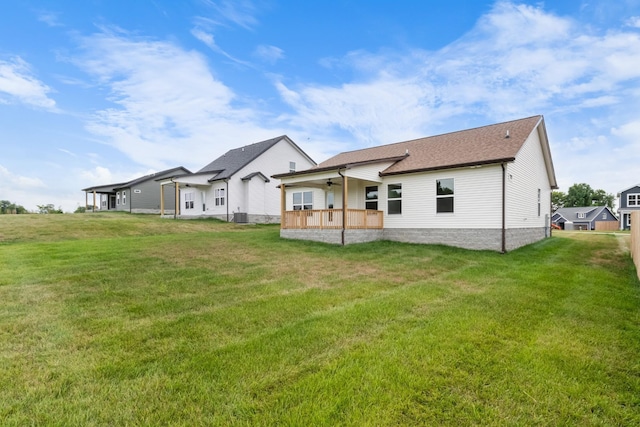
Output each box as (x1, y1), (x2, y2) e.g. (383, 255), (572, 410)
(225, 179), (230, 222)
(501, 163), (506, 254)
(338, 169), (345, 245)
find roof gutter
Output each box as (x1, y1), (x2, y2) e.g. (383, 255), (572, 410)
(380, 158), (516, 177)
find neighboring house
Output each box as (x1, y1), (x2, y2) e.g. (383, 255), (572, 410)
(82, 166), (191, 214)
(165, 135), (316, 223)
(617, 184), (640, 230)
(552, 206), (618, 230)
(273, 115), (558, 252)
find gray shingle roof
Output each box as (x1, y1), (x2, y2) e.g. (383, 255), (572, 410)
(81, 166), (191, 193)
(553, 206), (616, 222)
(197, 135), (286, 180)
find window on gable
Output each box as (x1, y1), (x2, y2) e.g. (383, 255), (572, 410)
(293, 191), (313, 210)
(436, 179), (454, 213)
(215, 188), (225, 206)
(365, 186), (378, 210)
(185, 192), (194, 209)
(289, 161), (296, 173)
(577, 212), (586, 219)
(629, 193), (640, 206)
(537, 189), (541, 217)
(387, 184), (402, 215)
(602, 213), (607, 220)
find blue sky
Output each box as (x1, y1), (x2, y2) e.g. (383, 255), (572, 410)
(1, 0), (639, 212)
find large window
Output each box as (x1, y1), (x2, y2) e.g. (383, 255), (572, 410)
(387, 184), (402, 215)
(215, 188), (225, 206)
(436, 178), (454, 213)
(293, 191), (313, 210)
(365, 186), (378, 210)
(185, 192), (194, 209)
(629, 193), (639, 206)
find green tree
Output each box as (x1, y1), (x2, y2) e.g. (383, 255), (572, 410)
(551, 191), (566, 211)
(37, 204), (63, 214)
(564, 183), (614, 208)
(0, 200), (28, 214)
(591, 189), (615, 209)
(74, 206), (86, 213)
(565, 183), (593, 207)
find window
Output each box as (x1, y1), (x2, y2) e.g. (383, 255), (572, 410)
(537, 189), (541, 217)
(436, 179), (454, 213)
(627, 214), (632, 227)
(365, 186), (379, 210)
(577, 212), (586, 219)
(116, 192), (120, 205)
(289, 161), (296, 173)
(293, 191), (313, 210)
(327, 191), (334, 209)
(122, 190), (126, 205)
(387, 184), (402, 215)
(215, 188), (225, 206)
(629, 193), (640, 206)
(185, 192), (194, 209)
(602, 213), (607, 220)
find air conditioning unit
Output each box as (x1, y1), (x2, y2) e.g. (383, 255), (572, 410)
(234, 212), (248, 223)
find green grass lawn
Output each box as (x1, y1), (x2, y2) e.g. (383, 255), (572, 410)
(1, 213), (639, 426)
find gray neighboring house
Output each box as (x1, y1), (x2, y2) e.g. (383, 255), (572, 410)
(82, 166), (191, 214)
(617, 184), (640, 230)
(552, 206), (618, 230)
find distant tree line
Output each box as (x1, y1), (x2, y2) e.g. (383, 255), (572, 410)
(37, 204), (64, 214)
(552, 183), (615, 211)
(0, 200), (28, 214)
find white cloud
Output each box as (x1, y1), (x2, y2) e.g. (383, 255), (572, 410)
(0, 165), (46, 188)
(273, 1), (640, 149)
(199, 0), (258, 30)
(191, 28), (250, 65)
(0, 57), (57, 110)
(36, 10), (62, 27)
(254, 45), (284, 64)
(625, 16), (640, 28)
(74, 30), (287, 171)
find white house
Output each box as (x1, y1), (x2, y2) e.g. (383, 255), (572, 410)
(163, 135), (316, 223)
(273, 116), (557, 252)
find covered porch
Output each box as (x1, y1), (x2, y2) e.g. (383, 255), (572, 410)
(277, 169), (384, 244)
(282, 208), (383, 230)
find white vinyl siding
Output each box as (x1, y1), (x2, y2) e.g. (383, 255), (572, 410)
(383, 166), (503, 229)
(346, 162), (393, 182)
(505, 127), (552, 229)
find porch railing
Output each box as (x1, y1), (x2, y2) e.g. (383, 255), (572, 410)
(282, 209), (383, 230)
